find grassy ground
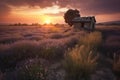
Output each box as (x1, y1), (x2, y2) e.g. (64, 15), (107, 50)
(0, 24), (120, 80)
(96, 25), (120, 57)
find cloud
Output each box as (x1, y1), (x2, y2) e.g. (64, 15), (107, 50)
(57, 0), (120, 15)
(0, 0), (56, 19)
(45, 12), (65, 16)
(1, 0), (120, 15)
(0, 3), (10, 21)
(0, 0), (120, 22)
(0, 3), (10, 18)
(1, 0), (55, 7)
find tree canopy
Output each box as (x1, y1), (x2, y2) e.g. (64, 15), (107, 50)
(64, 9), (80, 26)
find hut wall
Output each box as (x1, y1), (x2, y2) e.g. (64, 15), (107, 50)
(73, 23), (82, 30)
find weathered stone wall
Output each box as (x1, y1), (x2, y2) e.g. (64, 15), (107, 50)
(73, 23), (82, 30)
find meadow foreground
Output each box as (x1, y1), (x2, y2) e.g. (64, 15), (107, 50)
(0, 24), (120, 80)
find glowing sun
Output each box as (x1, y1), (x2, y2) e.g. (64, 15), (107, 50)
(44, 19), (51, 24)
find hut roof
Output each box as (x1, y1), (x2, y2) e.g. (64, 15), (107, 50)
(72, 16), (96, 23)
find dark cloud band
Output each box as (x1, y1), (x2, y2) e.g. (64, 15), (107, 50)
(0, 0), (120, 19)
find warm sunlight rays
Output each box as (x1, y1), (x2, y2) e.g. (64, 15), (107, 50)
(9, 5), (68, 24)
(42, 16), (52, 24)
(44, 19), (51, 24)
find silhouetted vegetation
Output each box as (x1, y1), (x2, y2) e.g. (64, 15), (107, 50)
(64, 9), (80, 26)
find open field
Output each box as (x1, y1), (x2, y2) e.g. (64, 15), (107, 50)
(0, 24), (120, 80)
(96, 25), (120, 56)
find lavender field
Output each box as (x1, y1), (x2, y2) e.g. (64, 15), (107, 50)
(0, 25), (85, 61)
(0, 25), (120, 80)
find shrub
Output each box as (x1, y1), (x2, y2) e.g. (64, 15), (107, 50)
(63, 45), (98, 80)
(15, 61), (47, 80)
(1, 58), (49, 80)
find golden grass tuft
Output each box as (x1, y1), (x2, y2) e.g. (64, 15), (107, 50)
(64, 45), (98, 80)
(79, 31), (102, 49)
(63, 31), (102, 80)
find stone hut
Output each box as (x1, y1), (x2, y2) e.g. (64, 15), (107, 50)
(72, 16), (96, 31)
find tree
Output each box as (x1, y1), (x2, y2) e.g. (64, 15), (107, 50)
(64, 9), (80, 26)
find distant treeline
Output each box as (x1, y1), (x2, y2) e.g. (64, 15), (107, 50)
(0, 23), (65, 26)
(0, 23), (41, 26)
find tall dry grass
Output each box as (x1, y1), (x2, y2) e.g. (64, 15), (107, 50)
(64, 45), (98, 80)
(63, 31), (102, 80)
(79, 31), (102, 50)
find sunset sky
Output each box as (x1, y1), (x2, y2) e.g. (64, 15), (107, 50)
(0, 0), (120, 24)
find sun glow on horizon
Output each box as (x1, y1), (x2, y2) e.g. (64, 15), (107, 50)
(44, 19), (51, 24)
(8, 5), (67, 24)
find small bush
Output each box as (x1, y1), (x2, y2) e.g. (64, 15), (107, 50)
(1, 58), (49, 80)
(16, 61), (47, 80)
(64, 45), (98, 80)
